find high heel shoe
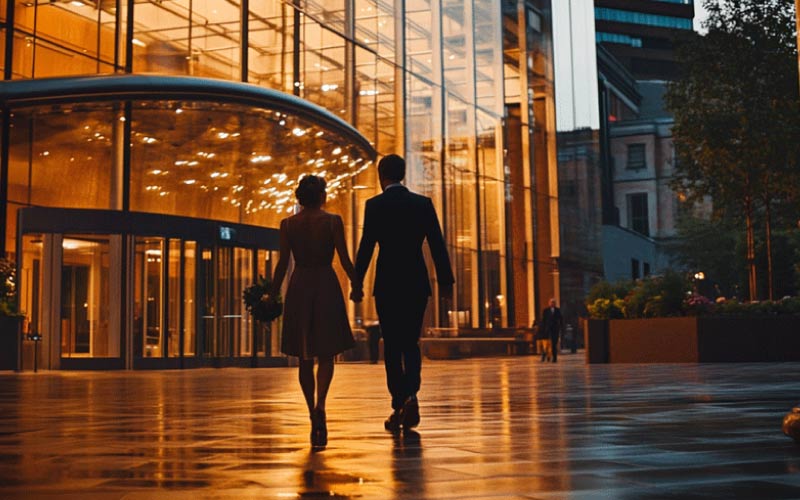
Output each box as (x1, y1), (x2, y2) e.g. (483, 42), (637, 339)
(311, 408), (327, 448)
(310, 409), (327, 448)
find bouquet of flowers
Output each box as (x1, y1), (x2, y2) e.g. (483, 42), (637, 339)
(243, 276), (283, 322)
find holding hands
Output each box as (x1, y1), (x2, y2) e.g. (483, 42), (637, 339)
(350, 285), (364, 303)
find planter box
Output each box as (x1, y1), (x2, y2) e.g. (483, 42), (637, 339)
(585, 316), (800, 363)
(0, 316), (23, 371)
(583, 318), (610, 363)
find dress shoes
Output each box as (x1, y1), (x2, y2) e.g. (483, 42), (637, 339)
(384, 409), (402, 432)
(401, 396), (420, 429)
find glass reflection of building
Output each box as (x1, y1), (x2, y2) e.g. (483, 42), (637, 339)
(0, 0), (560, 369)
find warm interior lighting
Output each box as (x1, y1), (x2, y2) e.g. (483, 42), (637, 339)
(131, 38), (147, 47)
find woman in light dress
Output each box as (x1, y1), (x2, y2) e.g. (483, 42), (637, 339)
(269, 175), (356, 448)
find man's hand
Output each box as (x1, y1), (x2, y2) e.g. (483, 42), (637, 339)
(350, 287), (364, 303)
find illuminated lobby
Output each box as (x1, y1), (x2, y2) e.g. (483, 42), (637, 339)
(0, 0), (560, 370)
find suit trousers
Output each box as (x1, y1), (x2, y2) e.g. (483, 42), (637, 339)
(548, 330), (559, 362)
(375, 294), (429, 410)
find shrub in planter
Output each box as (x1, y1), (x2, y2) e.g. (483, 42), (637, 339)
(0, 258), (23, 319)
(587, 297), (625, 319)
(684, 294), (714, 316)
(586, 280), (633, 303)
(586, 280), (631, 320)
(623, 270), (688, 318)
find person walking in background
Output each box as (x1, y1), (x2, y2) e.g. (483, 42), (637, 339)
(533, 319), (552, 362)
(540, 298), (563, 363)
(269, 175), (357, 449)
(351, 154), (454, 433)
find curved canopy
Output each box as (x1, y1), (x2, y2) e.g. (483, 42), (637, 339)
(0, 74), (376, 160)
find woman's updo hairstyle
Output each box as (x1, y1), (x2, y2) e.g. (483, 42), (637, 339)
(295, 175), (327, 208)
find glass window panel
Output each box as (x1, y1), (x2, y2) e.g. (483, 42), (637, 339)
(12, 2), (116, 77)
(473, 0), (503, 115)
(355, 0), (395, 59)
(442, 0), (471, 102)
(476, 110), (506, 328)
(190, 1), (242, 79)
(8, 104), (116, 210)
(183, 241), (196, 356)
(300, 15), (346, 114)
(168, 239), (181, 357)
(62, 235), (115, 358)
(445, 94), (478, 327)
(406, 75), (441, 200)
(595, 8), (692, 30)
(129, 101), (372, 229)
(234, 247), (252, 356)
(132, 1), (191, 75)
(405, 0), (437, 83)
(20, 234), (43, 343)
(302, 0), (345, 35)
(355, 46), (397, 154)
(134, 237), (164, 358)
(216, 246), (231, 357)
(255, 249), (274, 356)
(248, 2), (294, 91)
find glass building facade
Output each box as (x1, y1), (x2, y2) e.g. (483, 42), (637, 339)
(0, 0), (560, 369)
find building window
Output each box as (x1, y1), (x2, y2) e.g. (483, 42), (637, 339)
(595, 8), (693, 30)
(596, 32), (643, 48)
(627, 193), (650, 236)
(626, 143), (646, 170)
(632, 258), (640, 280)
(643, 262), (651, 277)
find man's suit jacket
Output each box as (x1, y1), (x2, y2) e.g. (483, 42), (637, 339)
(540, 307), (563, 336)
(355, 185), (454, 299)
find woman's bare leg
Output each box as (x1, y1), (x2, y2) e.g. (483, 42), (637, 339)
(299, 359), (316, 414)
(315, 356), (335, 411)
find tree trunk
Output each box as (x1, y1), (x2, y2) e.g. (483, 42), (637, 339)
(765, 197), (774, 301)
(796, 0), (800, 90)
(744, 195), (757, 301)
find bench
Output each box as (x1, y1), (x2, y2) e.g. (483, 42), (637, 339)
(420, 328), (535, 359)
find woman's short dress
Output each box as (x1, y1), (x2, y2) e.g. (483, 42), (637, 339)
(279, 212), (355, 359)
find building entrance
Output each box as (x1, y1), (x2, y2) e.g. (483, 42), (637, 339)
(17, 208), (282, 370)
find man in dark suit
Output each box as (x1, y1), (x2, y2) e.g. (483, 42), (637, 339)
(540, 298), (563, 363)
(352, 154), (454, 432)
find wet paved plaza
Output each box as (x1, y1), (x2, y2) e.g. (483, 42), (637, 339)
(1, 354), (800, 499)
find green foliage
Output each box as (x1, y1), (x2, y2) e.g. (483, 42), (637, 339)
(0, 258), (22, 317)
(585, 271), (800, 320)
(668, 214), (745, 298)
(586, 298), (626, 320)
(623, 271), (689, 319)
(666, 0), (800, 300)
(586, 280), (634, 304)
(714, 296), (800, 316)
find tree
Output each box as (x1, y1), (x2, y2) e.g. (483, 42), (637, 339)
(665, 0), (800, 300)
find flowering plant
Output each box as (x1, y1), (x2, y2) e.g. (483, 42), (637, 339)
(684, 293), (714, 316)
(0, 258), (22, 317)
(243, 276), (283, 322)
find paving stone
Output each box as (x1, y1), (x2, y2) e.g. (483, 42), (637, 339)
(0, 354), (799, 498)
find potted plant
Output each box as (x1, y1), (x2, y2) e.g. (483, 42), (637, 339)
(0, 258), (24, 371)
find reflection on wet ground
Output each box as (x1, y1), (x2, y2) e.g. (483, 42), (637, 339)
(1, 355), (799, 498)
